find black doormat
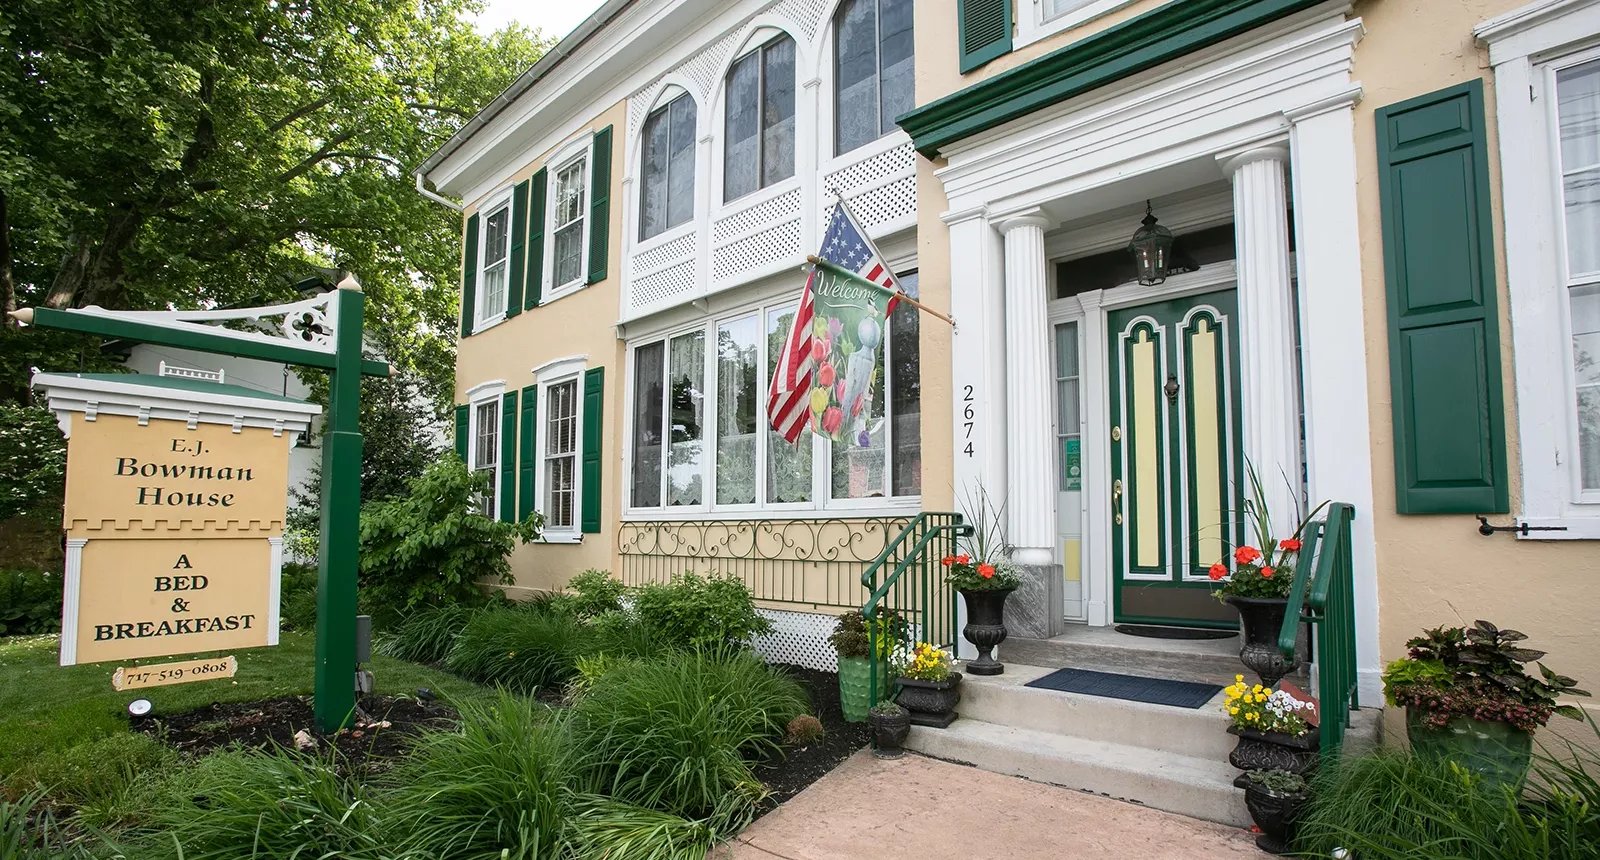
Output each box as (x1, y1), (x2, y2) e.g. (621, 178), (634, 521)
(1115, 623), (1237, 641)
(1024, 667), (1223, 709)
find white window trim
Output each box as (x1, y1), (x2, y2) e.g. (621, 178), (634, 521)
(542, 133), (596, 305)
(620, 286), (922, 522)
(536, 369), (585, 543)
(467, 380), (506, 516)
(639, 88), (699, 242)
(1478, 0), (1600, 538)
(474, 187), (515, 333)
(1017, 0), (1145, 51)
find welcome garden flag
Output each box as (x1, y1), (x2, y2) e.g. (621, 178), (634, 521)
(766, 201), (900, 446)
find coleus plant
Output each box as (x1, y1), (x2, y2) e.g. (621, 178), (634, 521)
(1383, 620), (1588, 732)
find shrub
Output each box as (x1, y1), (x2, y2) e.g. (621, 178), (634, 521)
(0, 569), (61, 636)
(378, 603), (481, 665)
(357, 455), (542, 619)
(565, 792), (756, 860)
(278, 561), (318, 632)
(1383, 620), (1587, 732)
(827, 608), (905, 660)
(785, 714), (824, 745)
(631, 572), (771, 651)
(385, 692), (571, 860)
(447, 607), (598, 691)
(0, 791), (94, 860)
(571, 649), (806, 818)
(0, 404), (66, 522)
(564, 569), (627, 619)
(139, 747), (387, 860)
(20, 732), (175, 811)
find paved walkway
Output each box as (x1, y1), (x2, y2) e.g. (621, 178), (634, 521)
(719, 751), (1261, 860)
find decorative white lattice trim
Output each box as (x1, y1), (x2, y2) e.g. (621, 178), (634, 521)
(749, 608), (842, 672)
(713, 218), (802, 281)
(632, 260), (700, 310)
(714, 188), (803, 243)
(633, 231), (698, 274)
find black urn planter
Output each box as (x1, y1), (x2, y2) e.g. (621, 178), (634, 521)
(1244, 782), (1308, 855)
(869, 708), (912, 758)
(895, 673), (962, 727)
(1226, 595), (1300, 687)
(960, 587), (1015, 676)
(1228, 726), (1319, 788)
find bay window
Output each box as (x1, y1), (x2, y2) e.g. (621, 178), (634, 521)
(627, 273), (920, 514)
(641, 92), (698, 240)
(834, 0), (914, 156)
(724, 34), (796, 202)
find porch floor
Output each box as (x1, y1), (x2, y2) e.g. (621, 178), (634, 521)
(717, 749), (1259, 859)
(1003, 623), (1294, 687)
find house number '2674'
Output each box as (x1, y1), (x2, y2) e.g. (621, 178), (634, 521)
(962, 385), (975, 457)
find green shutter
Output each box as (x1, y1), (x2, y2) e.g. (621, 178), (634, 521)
(507, 180), (529, 318)
(500, 391), (518, 523)
(587, 126), (613, 285)
(454, 404), (469, 462)
(518, 384), (539, 523)
(1375, 79), (1509, 515)
(526, 167), (547, 309)
(958, 0), (1012, 74)
(460, 213), (479, 338)
(581, 367), (605, 533)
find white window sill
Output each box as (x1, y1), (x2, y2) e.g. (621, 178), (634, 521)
(541, 530), (583, 545)
(471, 313), (507, 336)
(542, 280), (588, 307)
(1017, 0), (1144, 51)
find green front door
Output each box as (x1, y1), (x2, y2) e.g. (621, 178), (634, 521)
(1108, 289), (1244, 628)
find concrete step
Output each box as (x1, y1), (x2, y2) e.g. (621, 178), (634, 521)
(906, 719), (1250, 828)
(958, 664), (1239, 760)
(1000, 625), (1310, 688)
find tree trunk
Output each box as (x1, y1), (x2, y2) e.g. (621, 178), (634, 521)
(44, 237), (91, 309)
(0, 189), (14, 327)
(44, 206), (144, 310)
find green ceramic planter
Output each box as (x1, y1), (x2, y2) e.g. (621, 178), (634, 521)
(837, 656), (890, 723)
(1407, 710), (1534, 794)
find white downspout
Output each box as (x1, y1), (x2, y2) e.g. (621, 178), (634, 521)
(415, 173), (463, 212)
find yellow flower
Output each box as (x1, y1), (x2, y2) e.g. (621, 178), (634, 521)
(1236, 674), (1245, 682)
(1229, 707), (1239, 715)
(1247, 712), (1258, 721)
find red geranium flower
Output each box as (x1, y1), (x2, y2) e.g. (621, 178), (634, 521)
(941, 555), (955, 567)
(956, 554), (971, 564)
(978, 564), (996, 579)
(1260, 566), (1275, 579)
(1234, 545), (1262, 565)
(1208, 563), (1227, 581)
(1279, 538), (1302, 552)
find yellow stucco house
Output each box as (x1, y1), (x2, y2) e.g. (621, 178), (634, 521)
(416, 0), (1598, 825)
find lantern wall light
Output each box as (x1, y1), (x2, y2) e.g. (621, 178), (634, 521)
(1127, 200), (1174, 286)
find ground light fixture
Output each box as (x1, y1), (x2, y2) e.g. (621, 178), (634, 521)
(1127, 200), (1174, 285)
(127, 698), (152, 717)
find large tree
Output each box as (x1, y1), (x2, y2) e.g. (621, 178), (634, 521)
(0, 0), (547, 406)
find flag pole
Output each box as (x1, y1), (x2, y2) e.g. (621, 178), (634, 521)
(806, 255), (956, 328)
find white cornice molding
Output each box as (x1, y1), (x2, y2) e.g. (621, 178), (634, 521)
(32, 372), (321, 440)
(464, 379), (507, 402)
(1476, 0), (1600, 64)
(531, 355), (589, 381)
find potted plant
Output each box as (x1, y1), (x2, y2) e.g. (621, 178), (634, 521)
(1244, 769), (1309, 855)
(1223, 675), (1318, 788)
(1209, 464), (1326, 687)
(828, 608), (905, 723)
(893, 641), (962, 727)
(869, 700), (911, 758)
(944, 489), (1021, 675)
(1383, 620), (1586, 792)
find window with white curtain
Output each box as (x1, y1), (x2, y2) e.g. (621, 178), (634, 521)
(640, 92), (698, 240)
(724, 34), (796, 202)
(550, 155), (587, 290)
(1556, 57), (1600, 490)
(478, 202), (510, 322)
(472, 398), (500, 515)
(833, 0), (914, 156)
(544, 379), (579, 530)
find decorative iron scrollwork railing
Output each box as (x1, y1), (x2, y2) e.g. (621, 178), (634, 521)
(617, 517), (915, 610)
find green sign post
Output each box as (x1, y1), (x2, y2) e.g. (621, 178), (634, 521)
(10, 281), (387, 732)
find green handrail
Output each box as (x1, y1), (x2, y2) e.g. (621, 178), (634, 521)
(859, 513), (969, 718)
(1278, 502), (1358, 761)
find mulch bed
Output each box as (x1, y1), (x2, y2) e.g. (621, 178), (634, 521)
(135, 694), (458, 778)
(754, 664), (869, 813)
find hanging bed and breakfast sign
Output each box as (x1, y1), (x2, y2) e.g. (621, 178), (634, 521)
(32, 370), (321, 666)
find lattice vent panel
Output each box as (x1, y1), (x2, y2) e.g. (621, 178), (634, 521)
(627, 82), (665, 145)
(713, 219), (802, 281)
(681, 29), (745, 100)
(714, 188), (803, 243)
(824, 175), (916, 233)
(822, 143), (917, 231)
(633, 232), (697, 273)
(769, 0), (831, 41)
(750, 608), (840, 672)
(631, 260), (699, 310)
(825, 142), (914, 194)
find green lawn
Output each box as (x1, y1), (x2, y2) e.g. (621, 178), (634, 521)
(0, 631), (485, 781)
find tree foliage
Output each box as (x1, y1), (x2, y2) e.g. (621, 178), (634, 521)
(0, 0), (550, 407)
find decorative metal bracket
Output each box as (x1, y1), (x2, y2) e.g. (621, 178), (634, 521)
(1476, 516), (1568, 537)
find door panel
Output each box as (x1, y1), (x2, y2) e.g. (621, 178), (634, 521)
(1109, 290), (1243, 627)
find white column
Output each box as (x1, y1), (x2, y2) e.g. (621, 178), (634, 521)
(999, 210), (1056, 566)
(1075, 289), (1112, 626)
(947, 210), (1007, 527)
(1222, 146), (1302, 539)
(1287, 92), (1383, 704)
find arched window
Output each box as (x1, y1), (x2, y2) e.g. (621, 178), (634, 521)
(724, 33), (796, 202)
(834, 0), (914, 156)
(640, 92), (697, 240)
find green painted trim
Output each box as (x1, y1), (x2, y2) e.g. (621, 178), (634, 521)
(23, 307), (389, 377)
(899, 0), (1327, 158)
(507, 180), (530, 318)
(454, 404), (469, 462)
(500, 391), (519, 522)
(526, 168), (547, 309)
(518, 384), (539, 522)
(1374, 79), (1509, 514)
(580, 367), (605, 533)
(587, 125), (613, 285)
(958, 0), (1013, 74)
(461, 212), (479, 337)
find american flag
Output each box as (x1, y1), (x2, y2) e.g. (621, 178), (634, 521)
(766, 202), (898, 444)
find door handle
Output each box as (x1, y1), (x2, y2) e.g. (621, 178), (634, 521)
(1112, 479), (1123, 526)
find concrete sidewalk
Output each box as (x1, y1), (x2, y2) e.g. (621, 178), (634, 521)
(719, 750), (1261, 860)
